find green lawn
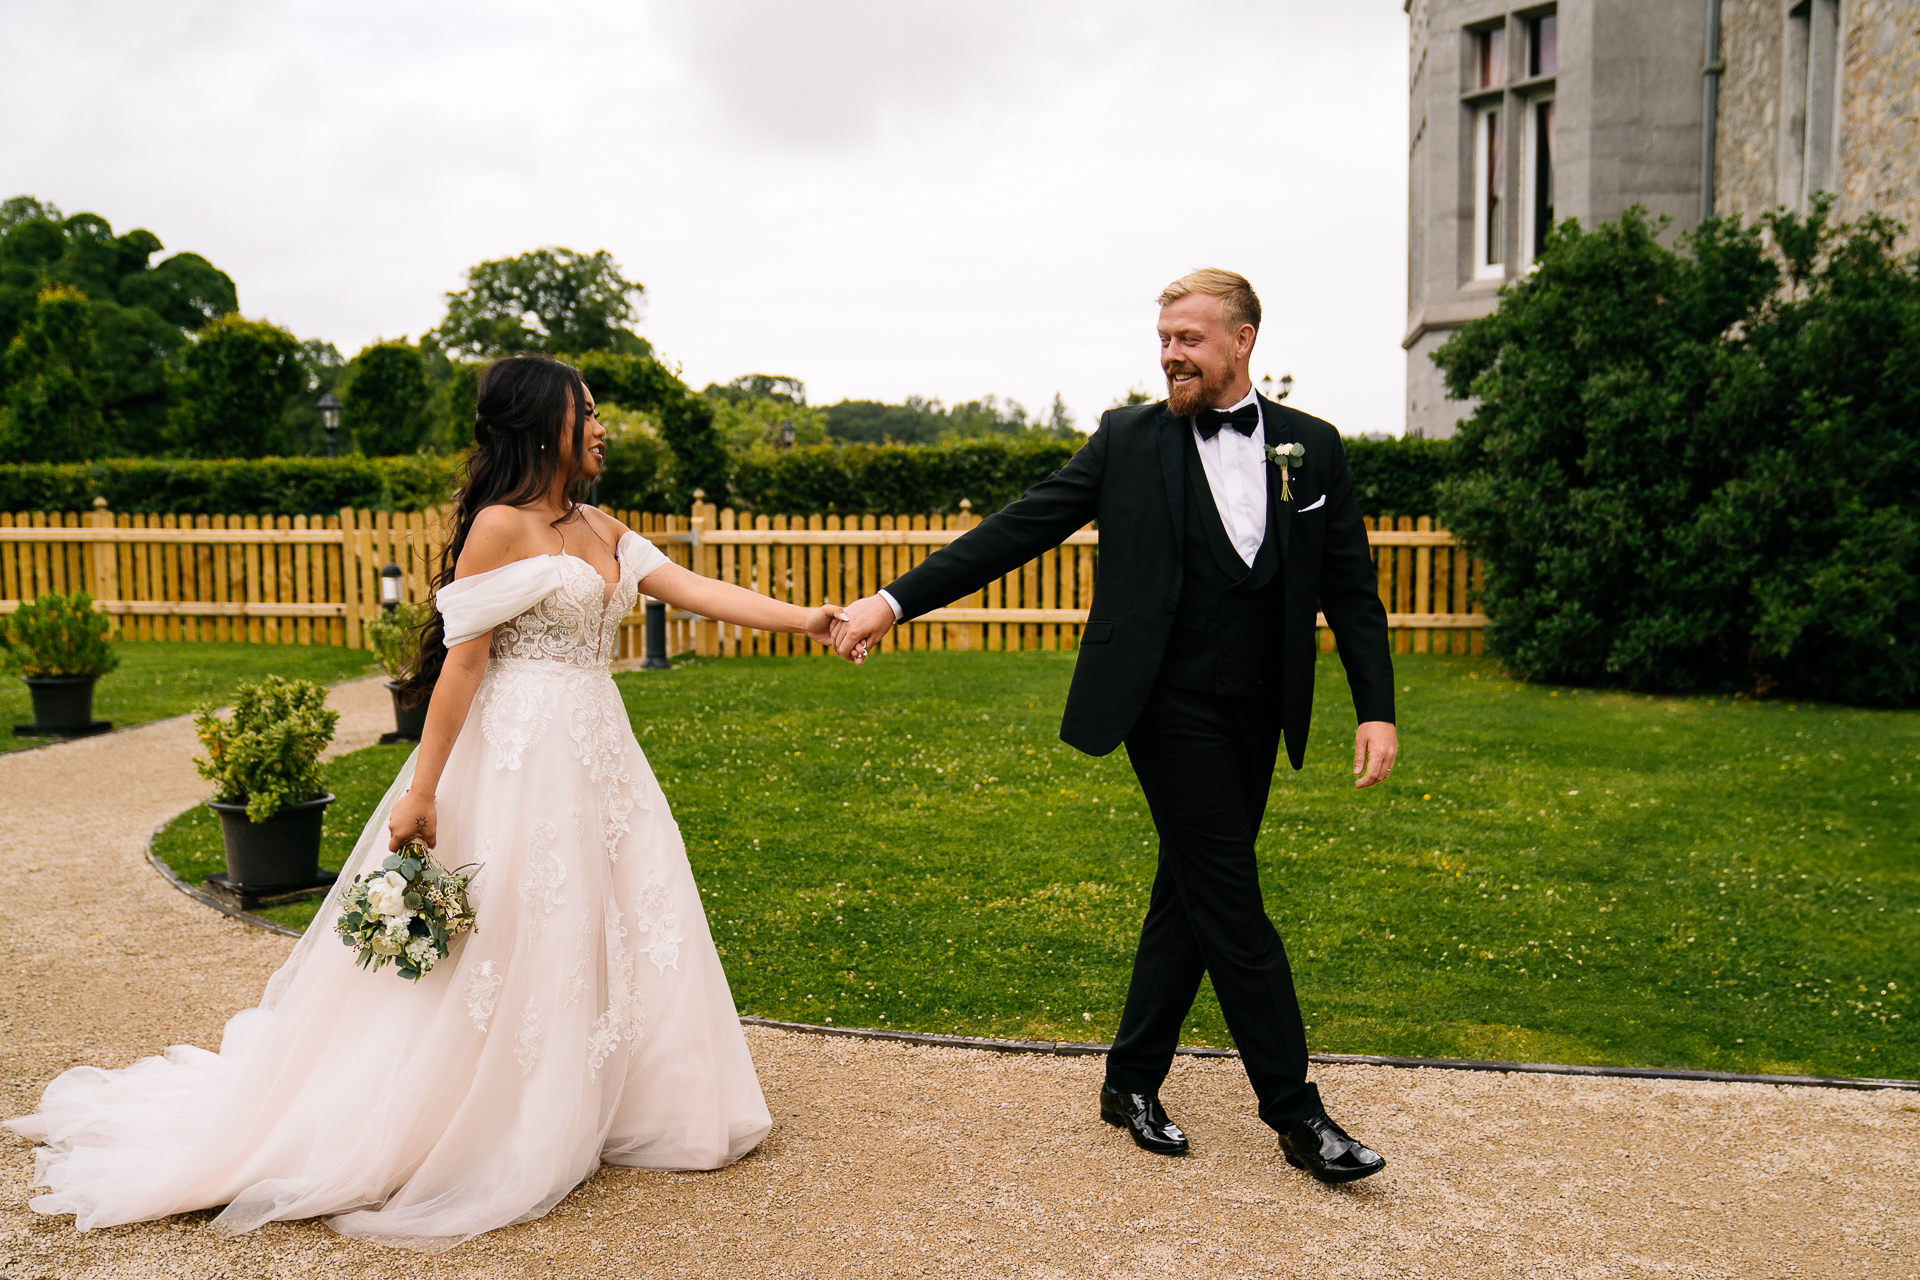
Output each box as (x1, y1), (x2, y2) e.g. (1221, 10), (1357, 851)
(5, 641), (377, 752)
(150, 650), (1919, 1079)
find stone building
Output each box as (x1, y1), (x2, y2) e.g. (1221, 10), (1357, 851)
(1402, 0), (1920, 439)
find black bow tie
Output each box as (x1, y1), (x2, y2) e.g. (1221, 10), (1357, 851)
(1197, 404), (1258, 441)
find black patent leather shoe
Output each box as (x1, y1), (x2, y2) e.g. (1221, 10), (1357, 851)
(1276, 1111), (1386, 1184)
(1099, 1085), (1189, 1155)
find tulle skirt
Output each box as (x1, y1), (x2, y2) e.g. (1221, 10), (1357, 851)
(6, 658), (771, 1252)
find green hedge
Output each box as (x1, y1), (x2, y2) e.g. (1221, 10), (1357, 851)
(0, 431), (1453, 521)
(1342, 436), (1452, 518)
(729, 431), (1451, 518)
(0, 456), (460, 515)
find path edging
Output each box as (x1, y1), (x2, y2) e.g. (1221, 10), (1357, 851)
(738, 1016), (1920, 1093)
(146, 819), (302, 939)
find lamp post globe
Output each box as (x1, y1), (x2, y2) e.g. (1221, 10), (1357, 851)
(318, 392), (343, 458)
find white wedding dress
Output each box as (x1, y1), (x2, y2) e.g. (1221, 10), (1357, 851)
(7, 531), (771, 1252)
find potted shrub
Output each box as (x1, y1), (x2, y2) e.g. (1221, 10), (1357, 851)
(364, 600), (434, 742)
(193, 675), (341, 901)
(3, 591), (118, 739)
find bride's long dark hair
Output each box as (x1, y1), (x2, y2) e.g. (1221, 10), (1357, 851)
(398, 354), (590, 706)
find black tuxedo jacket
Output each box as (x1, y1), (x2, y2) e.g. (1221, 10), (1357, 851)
(885, 396), (1394, 768)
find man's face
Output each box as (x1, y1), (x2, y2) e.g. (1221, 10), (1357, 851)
(1157, 292), (1250, 417)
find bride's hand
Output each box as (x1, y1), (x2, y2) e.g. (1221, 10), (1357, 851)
(388, 791), (437, 851)
(804, 602), (850, 646)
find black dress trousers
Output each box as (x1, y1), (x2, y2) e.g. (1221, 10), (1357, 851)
(1103, 683), (1322, 1129)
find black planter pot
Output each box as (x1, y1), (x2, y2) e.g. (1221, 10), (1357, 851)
(206, 792), (337, 903)
(384, 680), (429, 743)
(14, 675), (110, 739)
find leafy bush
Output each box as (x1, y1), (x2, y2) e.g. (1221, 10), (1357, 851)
(193, 674), (339, 821)
(364, 600), (434, 681)
(1435, 202), (1920, 705)
(0, 455), (459, 514)
(1, 591), (118, 678)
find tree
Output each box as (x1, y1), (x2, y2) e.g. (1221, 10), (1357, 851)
(1, 285), (102, 463)
(0, 196), (237, 455)
(344, 341), (432, 456)
(703, 373), (806, 405)
(573, 351), (727, 507)
(436, 248), (649, 359)
(1435, 202), (1920, 706)
(169, 314), (305, 458)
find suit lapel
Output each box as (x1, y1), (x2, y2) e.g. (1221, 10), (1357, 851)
(1157, 404), (1186, 547)
(1260, 394), (1291, 558)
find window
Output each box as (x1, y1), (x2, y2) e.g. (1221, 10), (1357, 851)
(1474, 104), (1505, 278)
(1476, 25), (1507, 89)
(1522, 98), (1556, 265)
(1528, 14), (1557, 78)
(1783, 0), (1840, 209)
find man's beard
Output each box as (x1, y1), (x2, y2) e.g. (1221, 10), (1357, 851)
(1165, 361), (1235, 418)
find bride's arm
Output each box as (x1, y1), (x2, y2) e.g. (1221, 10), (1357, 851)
(637, 561), (844, 641)
(386, 635), (489, 851)
(384, 507), (530, 851)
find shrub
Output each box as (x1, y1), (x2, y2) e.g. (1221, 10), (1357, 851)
(364, 600), (434, 681)
(1, 591), (118, 678)
(1435, 202), (1920, 705)
(193, 675), (339, 821)
(0, 455), (459, 514)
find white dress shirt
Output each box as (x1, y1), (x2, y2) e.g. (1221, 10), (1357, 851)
(1192, 386), (1267, 566)
(878, 386), (1266, 618)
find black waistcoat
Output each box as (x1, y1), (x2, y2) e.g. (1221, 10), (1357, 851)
(1155, 426), (1285, 697)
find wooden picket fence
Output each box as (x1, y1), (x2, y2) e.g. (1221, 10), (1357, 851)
(0, 500), (1487, 663)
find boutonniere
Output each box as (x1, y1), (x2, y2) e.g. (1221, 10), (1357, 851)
(1265, 441), (1305, 501)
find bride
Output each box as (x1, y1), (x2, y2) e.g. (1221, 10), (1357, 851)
(7, 354), (845, 1252)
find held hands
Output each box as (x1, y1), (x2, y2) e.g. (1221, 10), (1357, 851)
(805, 602), (851, 647)
(829, 595), (897, 664)
(1352, 721), (1398, 789)
(388, 790), (437, 851)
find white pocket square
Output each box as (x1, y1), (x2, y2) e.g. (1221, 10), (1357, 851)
(1297, 494), (1327, 512)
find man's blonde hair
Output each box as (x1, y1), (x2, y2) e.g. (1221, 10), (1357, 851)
(1157, 268), (1261, 334)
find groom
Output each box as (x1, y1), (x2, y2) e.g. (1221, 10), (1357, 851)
(830, 269), (1397, 1183)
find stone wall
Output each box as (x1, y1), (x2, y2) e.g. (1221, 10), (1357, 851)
(1716, 0), (1919, 250)
(1838, 0), (1920, 245)
(1714, 0), (1784, 225)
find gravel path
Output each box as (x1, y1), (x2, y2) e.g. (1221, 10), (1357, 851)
(2, 676), (1916, 1279)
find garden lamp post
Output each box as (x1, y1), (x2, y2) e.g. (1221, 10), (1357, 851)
(642, 598), (671, 669)
(776, 420), (796, 453)
(380, 563), (402, 613)
(1259, 374), (1294, 403)
(318, 392), (342, 458)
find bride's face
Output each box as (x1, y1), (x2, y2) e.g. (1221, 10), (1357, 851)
(558, 386), (608, 481)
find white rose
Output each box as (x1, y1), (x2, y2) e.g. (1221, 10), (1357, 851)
(366, 871), (411, 918)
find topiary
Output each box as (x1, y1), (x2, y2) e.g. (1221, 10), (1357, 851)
(193, 675), (339, 822)
(1, 591), (119, 678)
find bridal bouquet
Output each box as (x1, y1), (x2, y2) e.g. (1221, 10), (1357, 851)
(334, 842), (479, 982)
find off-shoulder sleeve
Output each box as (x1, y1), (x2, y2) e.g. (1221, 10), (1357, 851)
(435, 556), (565, 647)
(618, 530), (671, 584)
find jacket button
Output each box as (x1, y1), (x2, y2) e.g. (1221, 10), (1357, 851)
(1163, 601), (1176, 614)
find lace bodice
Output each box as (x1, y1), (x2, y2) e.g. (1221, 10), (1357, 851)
(489, 554), (641, 669)
(435, 530), (668, 669)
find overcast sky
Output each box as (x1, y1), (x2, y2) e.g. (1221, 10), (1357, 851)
(3, 0), (1410, 436)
